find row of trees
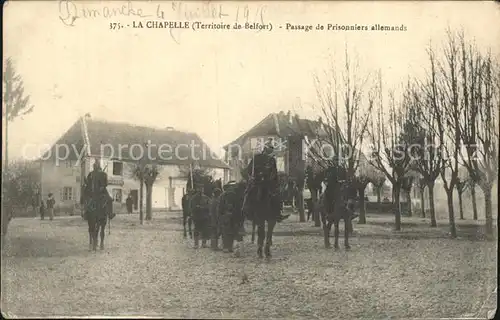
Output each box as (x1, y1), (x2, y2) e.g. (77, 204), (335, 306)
(304, 28), (498, 238)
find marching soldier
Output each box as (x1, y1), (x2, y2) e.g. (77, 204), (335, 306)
(189, 183), (211, 249)
(210, 188), (223, 250)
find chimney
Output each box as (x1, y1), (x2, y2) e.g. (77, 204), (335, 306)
(165, 126), (174, 131)
(84, 113), (91, 119)
(287, 111), (292, 124)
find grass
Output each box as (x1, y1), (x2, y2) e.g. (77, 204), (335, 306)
(1, 212), (497, 319)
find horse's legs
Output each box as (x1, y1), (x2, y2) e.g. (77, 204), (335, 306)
(251, 221), (256, 244)
(88, 219), (93, 251)
(188, 217), (193, 239)
(333, 220), (340, 250)
(324, 221), (333, 248)
(344, 218), (350, 250)
(264, 219), (276, 258)
(256, 221), (265, 258)
(92, 222), (99, 252)
(183, 212), (188, 238)
(99, 222), (105, 250)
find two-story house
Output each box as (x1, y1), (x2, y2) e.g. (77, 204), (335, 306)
(223, 111), (328, 183)
(39, 114), (230, 214)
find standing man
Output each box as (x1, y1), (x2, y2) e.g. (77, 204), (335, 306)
(209, 188), (223, 250)
(189, 183), (211, 249)
(40, 200), (46, 220)
(126, 193), (133, 214)
(46, 193), (55, 221)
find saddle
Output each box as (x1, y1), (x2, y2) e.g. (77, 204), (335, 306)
(84, 191), (115, 220)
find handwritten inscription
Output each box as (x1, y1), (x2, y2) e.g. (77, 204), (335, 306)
(59, 0), (268, 27)
(59, 0), (151, 26)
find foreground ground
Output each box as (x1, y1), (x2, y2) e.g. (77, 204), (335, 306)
(1, 212), (497, 319)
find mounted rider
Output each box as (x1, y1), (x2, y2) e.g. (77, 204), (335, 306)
(242, 140), (290, 222)
(189, 182), (211, 249)
(83, 161), (114, 220)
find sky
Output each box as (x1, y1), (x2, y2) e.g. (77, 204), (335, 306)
(3, 0), (500, 161)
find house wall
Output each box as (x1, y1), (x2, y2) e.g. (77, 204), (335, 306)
(40, 157), (226, 214)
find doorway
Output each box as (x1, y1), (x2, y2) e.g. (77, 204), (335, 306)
(130, 189), (139, 210)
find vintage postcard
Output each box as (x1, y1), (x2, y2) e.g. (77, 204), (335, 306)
(2, 0), (498, 318)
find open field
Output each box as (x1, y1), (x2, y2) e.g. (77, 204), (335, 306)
(1, 212), (497, 319)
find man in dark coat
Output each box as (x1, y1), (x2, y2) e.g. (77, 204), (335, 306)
(242, 141), (290, 222)
(126, 194), (134, 214)
(209, 188), (223, 250)
(189, 183), (211, 249)
(84, 161), (114, 220)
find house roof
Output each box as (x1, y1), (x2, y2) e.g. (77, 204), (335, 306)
(42, 117), (230, 169)
(223, 111), (327, 150)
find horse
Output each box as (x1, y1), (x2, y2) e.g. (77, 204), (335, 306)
(218, 181), (246, 253)
(319, 167), (358, 250)
(182, 178), (223, 239)
(81, 179), (114, 251)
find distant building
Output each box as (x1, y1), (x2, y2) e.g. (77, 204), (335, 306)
(39, 114), (230, 214)
(223, 110), (328, 182)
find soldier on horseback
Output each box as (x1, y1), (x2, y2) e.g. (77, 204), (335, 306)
(242, 140), (290, 223)
(83, 161), (114, 251)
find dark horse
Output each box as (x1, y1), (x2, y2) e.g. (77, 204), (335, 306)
(218, 181), (246, 252)
(319, 167), (358, 250)
(81, 178), (114, 251)
(182, 178), (223, 239)
(243, 180), (282, 258)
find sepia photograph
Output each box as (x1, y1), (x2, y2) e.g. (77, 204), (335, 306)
(2, 0), (499, 318)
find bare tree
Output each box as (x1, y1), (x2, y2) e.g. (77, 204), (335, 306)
(130, 143), (161, 223)
(313, 46), (373, 180)
(401, 175), (415, 217)
(2, 58), (35, 244)
(467, 179), (479, 220)
(421, 30), (466, 238)
(414, 176), (427, 218)
(367, 72), (414, 231)
(370, 174), (386, 213)
(402, 79), (444, 227)
(457, 32), (499, 236)
(354, 160), (383, 224)
(455, 176), (469, 220)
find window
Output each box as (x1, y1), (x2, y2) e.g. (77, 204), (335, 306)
(112, 188), (123, 202)
(250, 137), (275, 151)
(276, 156), (285, 172)
(61, 187), (73, 201)
(112, 161), (123, 176)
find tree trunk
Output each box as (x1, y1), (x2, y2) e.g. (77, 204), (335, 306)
(312, 189), (321, 227)
(458, 192), (464, 220)
(393, 184), (402, 231)
(405, 190), (412, 217)
(445, 188), (457, 238)
(420, 188), (425, 218)
(376, 188), (382, 214)
(145, 183), (153, 220)
(470, 185), (478, 220)
(482, 186), (494, 238)
(358, 187), (367, 224)
(139, 178), (144, 225)
(428, 183), (437, 227)
(296, 189), (305, 222)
